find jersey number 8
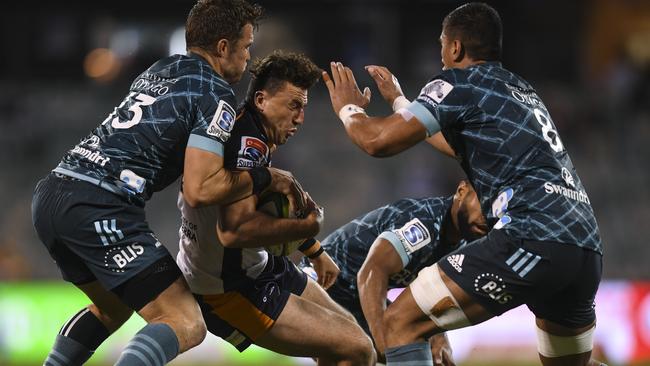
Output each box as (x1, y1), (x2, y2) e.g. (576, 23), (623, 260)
(533, 108), (564, 153)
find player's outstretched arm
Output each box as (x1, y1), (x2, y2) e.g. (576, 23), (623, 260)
(323, 62), (429, 157)
(216, 194), (322, 248)
(357, 237), (404, 359)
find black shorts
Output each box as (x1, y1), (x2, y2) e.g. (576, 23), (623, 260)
(32, 173), (178, 308)
(195, 255), (308, 352)
(437, 229), (602, 328)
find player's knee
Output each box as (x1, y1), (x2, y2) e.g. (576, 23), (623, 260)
(343, 330), (375, 365)
(176, 305), (207, 349)
(537, 324), (595, 360)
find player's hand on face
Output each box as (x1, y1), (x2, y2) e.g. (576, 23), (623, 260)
(365, 65), (404, 106)
(430, 333), (456, 366)
(322, 62), (371, 115)
(309, 251), (340, 290)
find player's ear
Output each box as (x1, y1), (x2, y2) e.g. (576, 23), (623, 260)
(456, 180), (469, 198)
(215, 38), (229, 57)
(254, 90), (266, 112)
(452, 40), (465, 63)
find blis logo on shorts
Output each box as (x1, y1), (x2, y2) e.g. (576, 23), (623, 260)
(474, 273), (512, 305)
(104, 244), (145, 272)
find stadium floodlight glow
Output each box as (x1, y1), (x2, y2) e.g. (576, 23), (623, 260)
(169, 27), (186, 56)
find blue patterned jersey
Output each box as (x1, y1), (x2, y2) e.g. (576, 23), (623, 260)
(54, 53), (237, 202)
(406, 62), (601, 253)
(322, 197), (459, 299)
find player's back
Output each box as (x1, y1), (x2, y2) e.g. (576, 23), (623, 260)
(54, 53), (236, 202)
(426, 63), (601, 252)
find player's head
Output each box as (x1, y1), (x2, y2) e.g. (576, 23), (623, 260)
(185, 0), (263, 83)
(440, 2), (502, 70)
(452, 180), (488, 241)
(245, 50), (321, 146)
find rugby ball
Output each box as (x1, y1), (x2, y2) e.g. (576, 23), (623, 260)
(257, 191), (304, 256)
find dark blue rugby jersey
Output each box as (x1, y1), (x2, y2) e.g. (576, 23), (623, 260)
(322, 197), (459, 298)
(405, 62), (601, 253)
(54, 53), (237, 201)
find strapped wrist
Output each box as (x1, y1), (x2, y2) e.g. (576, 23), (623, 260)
(392, 95), (410, 112)
(338, 104), (366, 125)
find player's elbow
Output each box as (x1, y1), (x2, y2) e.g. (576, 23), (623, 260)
(184, 183), (227, 208)
(361, 138), (396, 158)
(216, 229), (240, 248)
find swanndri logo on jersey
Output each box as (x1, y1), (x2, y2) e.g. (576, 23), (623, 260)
(447, 254), (465, 273)
(420, 79), (454, 103)
(237, 136), (269, 168)
(394, 218), (431, 254)
(70, 146), (110, 167)
(120, 169), (145, 193)
(82, 135), (100, 148)
(561, 167), (576, 188)
(543, 169), (590, 205)
(389, 268), (417, 287)
(474, 273), (512, 304)
(207, 100), (236, 142)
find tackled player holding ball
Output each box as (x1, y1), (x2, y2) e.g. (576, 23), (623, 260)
(323, 3), (603, 366)
(176, 51), (375, 365)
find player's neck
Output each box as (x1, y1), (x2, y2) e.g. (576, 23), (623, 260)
(441, 208), (461, 247)
(187, 47), (225, 78)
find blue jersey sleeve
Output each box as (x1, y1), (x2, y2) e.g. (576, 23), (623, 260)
(187, 91), (237, 157)
(407, 70), (473, 133)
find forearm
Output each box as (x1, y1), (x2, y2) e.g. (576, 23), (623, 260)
(358, 266), (390, 349)
(191, 168), (253, 207)
(219, 213), (317, 248)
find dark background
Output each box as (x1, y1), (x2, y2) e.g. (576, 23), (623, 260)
(1, 0), (648, 280)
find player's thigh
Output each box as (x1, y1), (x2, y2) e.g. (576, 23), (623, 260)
(536, 318), (595, 366)
(256, 293), (370, 359)
(301, 278), (357, 322)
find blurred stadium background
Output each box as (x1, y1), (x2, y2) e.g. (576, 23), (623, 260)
(1, 0), (649, 364)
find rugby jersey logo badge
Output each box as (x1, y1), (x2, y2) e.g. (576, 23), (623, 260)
(421, 79), (454, 103)
(207, 100), (236, 141)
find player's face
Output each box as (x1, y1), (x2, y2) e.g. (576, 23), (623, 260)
(222, 23), (254, 84)
(439, 31), (455, 70)
(456, 186), (488, 241)
(259, 82), (308, 146)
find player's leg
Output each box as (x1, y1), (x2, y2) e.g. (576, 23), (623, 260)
(300, 277), (358, 324)
(33, 176), (124, 366)
(530, 246), (604, 366)
(111, 257), (206, 366)
(255, 292), (375, 365)
(382, 264), (493, 365)
(43, 280), (131, 366)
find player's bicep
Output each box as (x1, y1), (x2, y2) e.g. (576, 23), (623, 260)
(365, 237), (405, 275)
(183, 147), (223, 195)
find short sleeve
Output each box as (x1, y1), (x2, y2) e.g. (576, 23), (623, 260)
(379, 218), (433, 268)
(188, 91), (237, 156)
(406, 71), (471, 134)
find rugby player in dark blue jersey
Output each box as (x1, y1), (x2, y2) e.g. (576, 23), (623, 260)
(323, 3), (603, 366)
(31, 1), (318, 365)
(301, 180), (486, 365)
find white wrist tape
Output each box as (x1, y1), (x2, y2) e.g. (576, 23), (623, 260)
(392, 96), (411, 112)
(338, 104), (366, 125)
(536, 325), (595, 357)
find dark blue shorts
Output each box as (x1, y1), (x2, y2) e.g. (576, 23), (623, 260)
(438, 229), (602, 328)
(31, 174), (176, 299)
(195, 255), (308, 352)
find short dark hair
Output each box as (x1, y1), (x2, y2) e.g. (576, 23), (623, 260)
(245, 50), (322, 104)
(442, 2), (502, 61)
(185, 0), (263, 52)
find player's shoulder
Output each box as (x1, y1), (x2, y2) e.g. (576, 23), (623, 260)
(225, 104), (271, 169)
(144, 54), (233, 97)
